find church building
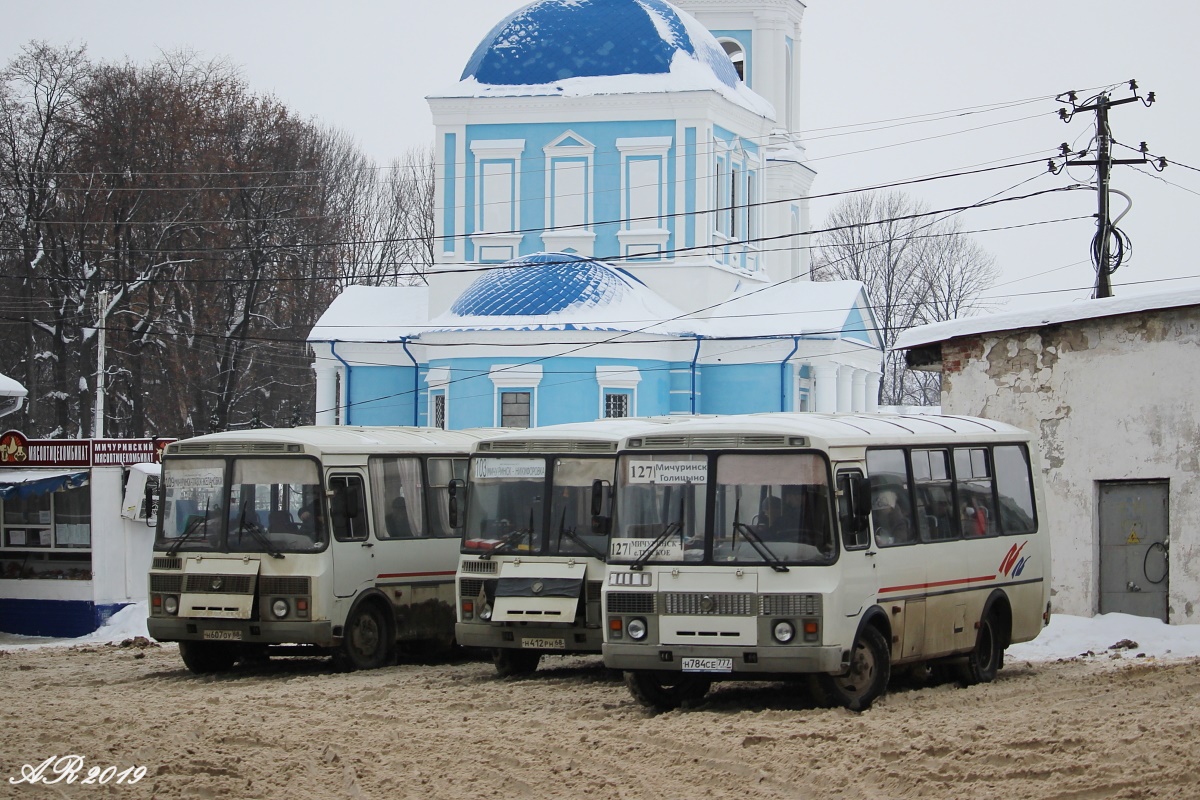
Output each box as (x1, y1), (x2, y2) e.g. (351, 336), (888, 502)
(308, 0), (883, 429)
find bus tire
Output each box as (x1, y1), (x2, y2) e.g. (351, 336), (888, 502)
(816, 625), (891, 712)
(335, 602), (392, 671)
(624, 670), (711, 711)
(958, 609), (1002, 686)
(492, 648), (541, 677)
(178, 640), (238, 675)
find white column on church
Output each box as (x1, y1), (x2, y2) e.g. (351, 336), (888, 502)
(812, 362), (839, 413)
(865, 372), (882, 413)
(313, 361), (339, 426)
(836, 366), (854, 412)
(852, 369), (868, 413)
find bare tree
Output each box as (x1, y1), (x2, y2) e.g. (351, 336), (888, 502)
(813, 191), (997, 405)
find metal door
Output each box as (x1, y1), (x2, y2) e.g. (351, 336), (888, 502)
(1098, 481), (1169, 621)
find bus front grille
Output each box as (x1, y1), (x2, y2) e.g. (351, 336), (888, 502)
(460, 560), (498, 575)
(152, 557), (181, 570)
(184, 574), (254, 594)
(150, 574), (183, 593)
(664, 592), (755, 616)
(606, 592), (656, 614)
(460, 579), (484, 598)
(259, 576), (310, 595)
(759, 593), (821, 617)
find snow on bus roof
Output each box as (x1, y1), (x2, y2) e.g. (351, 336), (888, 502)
(622, 412), (1031, 443)
(168, 426), (498, 453)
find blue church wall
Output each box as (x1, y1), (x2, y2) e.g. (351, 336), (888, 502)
(842, 305), (873, 344)
(669, 360), (701, 415)
(462, 120), (679, 263)
(698, 362), (787, 414)
(426, 356), (672, 429)
(684, 127), (698, 249)
(347, 365), (418, 426)
(443, 133), (457, 255)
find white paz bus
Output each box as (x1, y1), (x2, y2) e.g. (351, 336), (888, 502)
(456, 418), (689, 676)
(147, 427), (488, 673)
(601, 413), (1050, 710)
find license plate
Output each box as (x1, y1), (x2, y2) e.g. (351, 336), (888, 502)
(202, 629), (242, 641)
(681, 657), (733, 673)
(520, 637), (565, 650)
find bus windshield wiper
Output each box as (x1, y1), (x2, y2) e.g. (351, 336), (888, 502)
(555, 507), (605, 560)
(235, 500), (284, 559)
(732, 497), (788, 573)
(167, 500), (213, 557)
(631, 494), (685, 571)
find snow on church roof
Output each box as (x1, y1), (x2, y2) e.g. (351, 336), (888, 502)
(308, 285), (430, 342)
(695, 280), (878, 344)
(427, 252), (690, 334)
(434, 0), (774, 118)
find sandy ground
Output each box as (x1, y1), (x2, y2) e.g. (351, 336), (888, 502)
(1, 642), (1197, 800)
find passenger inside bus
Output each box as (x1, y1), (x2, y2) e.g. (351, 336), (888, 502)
(872, 489), (912, 545)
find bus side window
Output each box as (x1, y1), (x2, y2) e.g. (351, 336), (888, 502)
(329, 475), (369, 541)
(836, 470), (870, 549)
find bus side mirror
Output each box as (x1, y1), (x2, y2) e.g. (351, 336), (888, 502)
(448, 478), (465, 528)
(590, 479), (611, 534)
(143, 481), (159, 528)
(851, 475), (873, 523)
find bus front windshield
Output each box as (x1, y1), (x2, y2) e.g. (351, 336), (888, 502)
(713, 453), (835, 565)
(158, 457), (326, 554)
(546, 458), (613, 559)
(610, 454), (707, 564)
(462, 458), (545, 554)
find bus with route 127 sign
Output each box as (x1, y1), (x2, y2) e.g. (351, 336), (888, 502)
(455, 418), (696, 676)
(601, 413), (1050, 710)
(147, 426), (490, 674)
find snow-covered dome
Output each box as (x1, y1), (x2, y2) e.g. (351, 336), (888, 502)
(430, 252), (689, 333)
(438, 0), (772, 117)
(461, 0), (739, 88)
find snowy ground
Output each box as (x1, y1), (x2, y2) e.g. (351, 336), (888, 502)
(5, 603), (1200, 662)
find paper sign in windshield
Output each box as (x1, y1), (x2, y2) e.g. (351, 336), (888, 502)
(474, 458), (546, 480)
(611, 537), (684, 560)
(626, 460), (707, 485)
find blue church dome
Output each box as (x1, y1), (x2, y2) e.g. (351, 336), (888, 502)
(460, 0), (739, 88)
(450, 252), (642, 317)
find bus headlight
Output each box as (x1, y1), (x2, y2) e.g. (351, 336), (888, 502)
(480, 603), (493, 622)
(163, 595), (179, 616)
(627, 617), (648, 641)
(772, 620), (795, 644)
(271, 598), (290, 619)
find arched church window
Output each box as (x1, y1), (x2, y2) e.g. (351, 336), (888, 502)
(720, 39), (746, 82)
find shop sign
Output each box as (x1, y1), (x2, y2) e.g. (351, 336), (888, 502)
(0, 430), (173, 467)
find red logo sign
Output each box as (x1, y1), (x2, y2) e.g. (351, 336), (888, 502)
(0, 431), (28, 463)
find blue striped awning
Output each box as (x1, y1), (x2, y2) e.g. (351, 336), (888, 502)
(0, 469), (89, 500)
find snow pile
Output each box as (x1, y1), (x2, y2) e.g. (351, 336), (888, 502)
(1009, 612), (1200, 662)
(0, 602), (151, 651)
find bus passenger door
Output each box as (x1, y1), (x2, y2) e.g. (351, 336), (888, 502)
(835, 468), (878, 619)
(328, 472), (375, 599)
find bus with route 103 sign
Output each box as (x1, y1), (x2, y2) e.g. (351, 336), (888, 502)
(455, 417), (698, 676)
(147, 426), (492, 674)
(600, 413), (1050, 711)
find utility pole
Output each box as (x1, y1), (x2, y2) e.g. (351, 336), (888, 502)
(1051, 81), (1160, 298)
(94, 290), (111, 439)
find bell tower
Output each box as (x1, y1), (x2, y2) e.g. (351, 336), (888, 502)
(674, 0), (815, 282)
(672, 0), (806, 135)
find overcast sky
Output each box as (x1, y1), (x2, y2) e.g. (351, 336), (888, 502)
(5, 0), (1198, 312)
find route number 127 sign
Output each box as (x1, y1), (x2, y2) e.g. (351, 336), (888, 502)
(626, 460), (707, 485)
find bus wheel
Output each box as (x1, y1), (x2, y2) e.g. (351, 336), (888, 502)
(958, 610), (1001, 686)
(624, 671), (711, 711)
(178, 641), (238, 675)
(492, 648), (541, 677)
(817, 625), (891, 712)
(336, 603), (392, 671)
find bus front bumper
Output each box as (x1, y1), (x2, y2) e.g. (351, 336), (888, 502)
(148, 617), (335, 647)
(456, 622), (603, 653)
(602, 642), (846, 675)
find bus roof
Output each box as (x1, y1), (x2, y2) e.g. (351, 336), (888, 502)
(473, 416), (707, 454)
(165, 426), (500, 456)
(616, 412), (1032, 450)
